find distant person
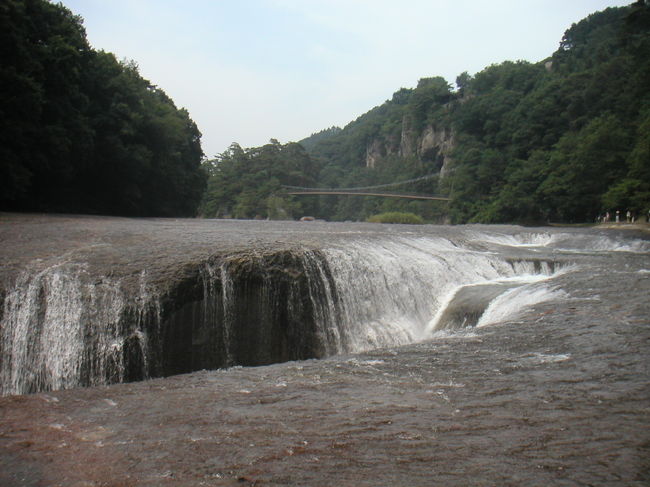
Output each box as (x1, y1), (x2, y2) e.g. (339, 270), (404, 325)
(605, 211), (610, 223)
(616, 210), (620, 223)
(626, 210), (631, 223)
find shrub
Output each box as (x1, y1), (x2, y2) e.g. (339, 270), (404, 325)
(366, 212), (425, 224)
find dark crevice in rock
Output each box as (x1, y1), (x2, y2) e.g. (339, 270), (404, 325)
(156, 250), (330, 379)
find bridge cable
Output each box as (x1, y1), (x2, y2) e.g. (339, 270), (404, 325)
(281, 172), (440, 192)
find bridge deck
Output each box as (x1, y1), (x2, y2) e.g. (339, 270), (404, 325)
(284, 191), (450, 201)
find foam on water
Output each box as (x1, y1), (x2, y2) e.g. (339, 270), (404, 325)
(469, 231), (554, 248)
(468, 230), (650, 254)
(310, 235), (567, 353)
(477, 284), (568, 328)
(547, 233), (650, 253)
(431, 330), (481, 340)
(522, 352), (571, 364)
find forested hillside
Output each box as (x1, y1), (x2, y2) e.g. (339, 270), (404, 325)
(1, 0), (206, 216)
(202, 1), (649, 224)
(446, 1), (650, 223)
(201, 140), (319, 220)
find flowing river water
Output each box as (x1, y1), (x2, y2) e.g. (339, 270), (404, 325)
(0, 214), (649, 486)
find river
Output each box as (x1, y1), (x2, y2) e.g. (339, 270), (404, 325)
(0, 214), (648, 485)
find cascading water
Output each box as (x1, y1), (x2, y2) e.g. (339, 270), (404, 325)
(308, 237), (566, 349)
(0, 264), (155, 395)
(476, 284), (568, 328)
(218, 263), (234, 367)
(0, 232), (570, 396)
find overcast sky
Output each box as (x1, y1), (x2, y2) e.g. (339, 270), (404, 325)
(59, 0), (630, 158)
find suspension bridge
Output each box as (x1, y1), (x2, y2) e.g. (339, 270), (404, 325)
(282, 173), (451, 201)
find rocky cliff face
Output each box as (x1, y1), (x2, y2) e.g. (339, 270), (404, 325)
(418, 125), (455, 176)
(365, 138), (385, 169)
(365, 116), (455, 173)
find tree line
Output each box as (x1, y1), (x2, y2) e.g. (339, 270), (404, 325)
(200, 140), (319, 220)
(202, 1), (649, 224)
(4, 1), (647, 223)
(1, 0), (206, 216)
(445, 1), (650, 223)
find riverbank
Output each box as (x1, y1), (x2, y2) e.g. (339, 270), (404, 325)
(597, 221), (650, 234)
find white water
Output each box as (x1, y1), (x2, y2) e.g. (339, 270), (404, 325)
(468, 231), (554, 248)
(0, 264), (154, 395)
(549, 233), (650, 253)
(470, 229), (650, 254)
(476, 284), (568, 327)
(308, 236), (567, 353)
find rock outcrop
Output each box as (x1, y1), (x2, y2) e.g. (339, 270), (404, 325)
(365, 117), (455, 173)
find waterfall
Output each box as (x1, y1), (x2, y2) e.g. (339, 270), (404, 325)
(0, 264), (154, 395)
(476, 284), (568, 328)
(218, 263), (234, 366)
(0, 233), (570, 396)
(307, 237), (565, 350)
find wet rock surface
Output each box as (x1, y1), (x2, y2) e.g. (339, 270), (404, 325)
(0, 214), (649, 485)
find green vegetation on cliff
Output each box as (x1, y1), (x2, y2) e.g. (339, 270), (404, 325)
(446, 2), (650, 223)
(0, 0), (206, 216)
(367, 212), (425, 225)
(202, 1), (649, 224)
(199, 140), (319, 220)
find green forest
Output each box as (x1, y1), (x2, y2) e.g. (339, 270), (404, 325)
(2, 1), (649, 223)
(1, 0), (205, 216)
(202, 1), (650, 224)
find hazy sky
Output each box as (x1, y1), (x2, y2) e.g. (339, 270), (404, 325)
(59, 0), (630, 158)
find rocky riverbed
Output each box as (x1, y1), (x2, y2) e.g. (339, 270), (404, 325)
(0, 214), (649, 486)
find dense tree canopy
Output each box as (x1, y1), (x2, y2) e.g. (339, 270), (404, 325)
(0, 0), (205, 216)
(200, 140), (319, 220)
(290, 1), (650, 224)
(444, 1), (650, 223)
(5, 2), (646, 223)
